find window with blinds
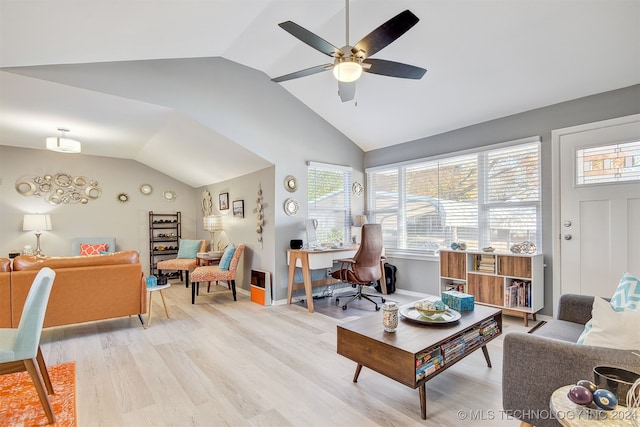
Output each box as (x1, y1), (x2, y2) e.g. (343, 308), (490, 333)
(367, 138), (541, 254)
(307, 162), (352, 245)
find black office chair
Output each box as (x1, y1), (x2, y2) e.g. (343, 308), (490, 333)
(332, 223), (386, 311)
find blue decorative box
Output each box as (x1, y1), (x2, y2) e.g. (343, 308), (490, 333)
(442, 290), (475, 311)
(146, 275), (157, 288)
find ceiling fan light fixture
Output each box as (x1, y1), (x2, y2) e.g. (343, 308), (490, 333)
(46, 128), (81, 153)
(333, 60), (363, 83)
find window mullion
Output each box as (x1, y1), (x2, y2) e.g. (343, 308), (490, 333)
(398, 166), (407, 249)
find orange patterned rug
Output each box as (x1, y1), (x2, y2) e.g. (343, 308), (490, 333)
(0, 362), (76, 427)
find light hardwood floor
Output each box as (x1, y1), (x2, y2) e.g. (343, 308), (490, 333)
(40, 283), (532, 426)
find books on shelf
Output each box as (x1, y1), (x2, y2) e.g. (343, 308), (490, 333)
(415, 315), (501, 381)
(444, 282), (466, 292)
(505, 280), (532, 308)
(415, 347), (444, 380)
(478, 318), (500, 338)
(475, 254), (496, 272)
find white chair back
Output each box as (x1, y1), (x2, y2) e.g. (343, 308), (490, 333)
(13, 267), (55, 360)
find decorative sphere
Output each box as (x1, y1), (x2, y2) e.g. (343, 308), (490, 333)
(567, 385), (593, 405)
(576, 380), (597, 394)
(593, 389), (617, 410)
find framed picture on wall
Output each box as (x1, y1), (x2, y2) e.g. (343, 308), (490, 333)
(233, 200), (244, 218)
(219, 192), (229, 210)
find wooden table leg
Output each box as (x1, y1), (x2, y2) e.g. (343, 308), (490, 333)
(287, 252), (297, 305)
(419, 383), (427, 420)
(353, 364), (363, 383)
(147, 290), (154, 326)
(159, 289), (170, 318)
(300, 254), (314, 313)
(481, 344), (492, 368)
(380, 259), (387, 295)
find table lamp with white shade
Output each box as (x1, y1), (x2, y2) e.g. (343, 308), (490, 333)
(23, 214), (52, 256)
(353, 214), (368, 244)
(203, 215), (224, 255)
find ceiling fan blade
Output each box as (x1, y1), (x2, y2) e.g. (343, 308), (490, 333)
(364, 59), (426, 79)
(352, 10), (419, 59)
(338, 81), (356, 102)
(272, 64), (333, 83)
(279, 21), (341, 57)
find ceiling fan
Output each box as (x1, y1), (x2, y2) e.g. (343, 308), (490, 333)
(271, 0), (427, 102)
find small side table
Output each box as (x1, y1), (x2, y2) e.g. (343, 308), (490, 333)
(146, 283), (171, 327)
(550, 385), (636, 426)
(197, 253), (222, 266)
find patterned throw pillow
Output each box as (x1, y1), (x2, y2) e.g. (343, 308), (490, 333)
(577, 272), (640, 344)
(219, 244), (236, 271)
(80, 243), (109, 256)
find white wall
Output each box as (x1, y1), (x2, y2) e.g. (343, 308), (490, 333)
(197, 166), (275, 294)
(365, 84), (640, 315)
(0, 146), (198, 276)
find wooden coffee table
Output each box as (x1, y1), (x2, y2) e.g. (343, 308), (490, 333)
(337, 304), (502, 420)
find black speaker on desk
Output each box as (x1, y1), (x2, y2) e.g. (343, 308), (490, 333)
(290, 239), (303, 249)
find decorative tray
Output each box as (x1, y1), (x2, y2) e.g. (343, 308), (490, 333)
(399, 304), (462, 325)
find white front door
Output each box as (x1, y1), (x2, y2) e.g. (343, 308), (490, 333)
(552, 114), (640, 312)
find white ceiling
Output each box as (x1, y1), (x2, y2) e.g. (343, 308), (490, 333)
(1, 1), (639, 187)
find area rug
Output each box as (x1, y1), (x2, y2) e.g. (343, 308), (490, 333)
(0, 362), (76, 427)
(295, 288), (416, 320)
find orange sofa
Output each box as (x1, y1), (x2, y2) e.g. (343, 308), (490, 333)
(2, 251), (146, 328)
(0, 258), (11, 327)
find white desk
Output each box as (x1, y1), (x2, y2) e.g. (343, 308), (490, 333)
(287, 246), (387, 313)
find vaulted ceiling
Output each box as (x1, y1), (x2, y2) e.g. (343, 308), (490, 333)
(1, 1), (638, 187)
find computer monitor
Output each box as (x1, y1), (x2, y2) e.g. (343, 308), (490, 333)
(305, 219), (318, 248)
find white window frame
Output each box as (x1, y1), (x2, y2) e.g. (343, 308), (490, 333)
(366, 136), (541, 258)
(307, 161), (352, 246)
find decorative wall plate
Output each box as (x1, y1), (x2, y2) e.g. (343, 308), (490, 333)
(54, 173), (72, 187)
(15, 181), (37, 196)
(117, 193), (130, 203)
(140, 184), (153, 195)
(85, 186), (102, 199)
(162, 190), (177, 202)
(284, 198), (299, 216)
(352, 182), (364, 197)
(16, 173), (102, 204)
(284, 175), (298, 192)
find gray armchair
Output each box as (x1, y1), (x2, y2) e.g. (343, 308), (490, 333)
(502, 294), (640, 427)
